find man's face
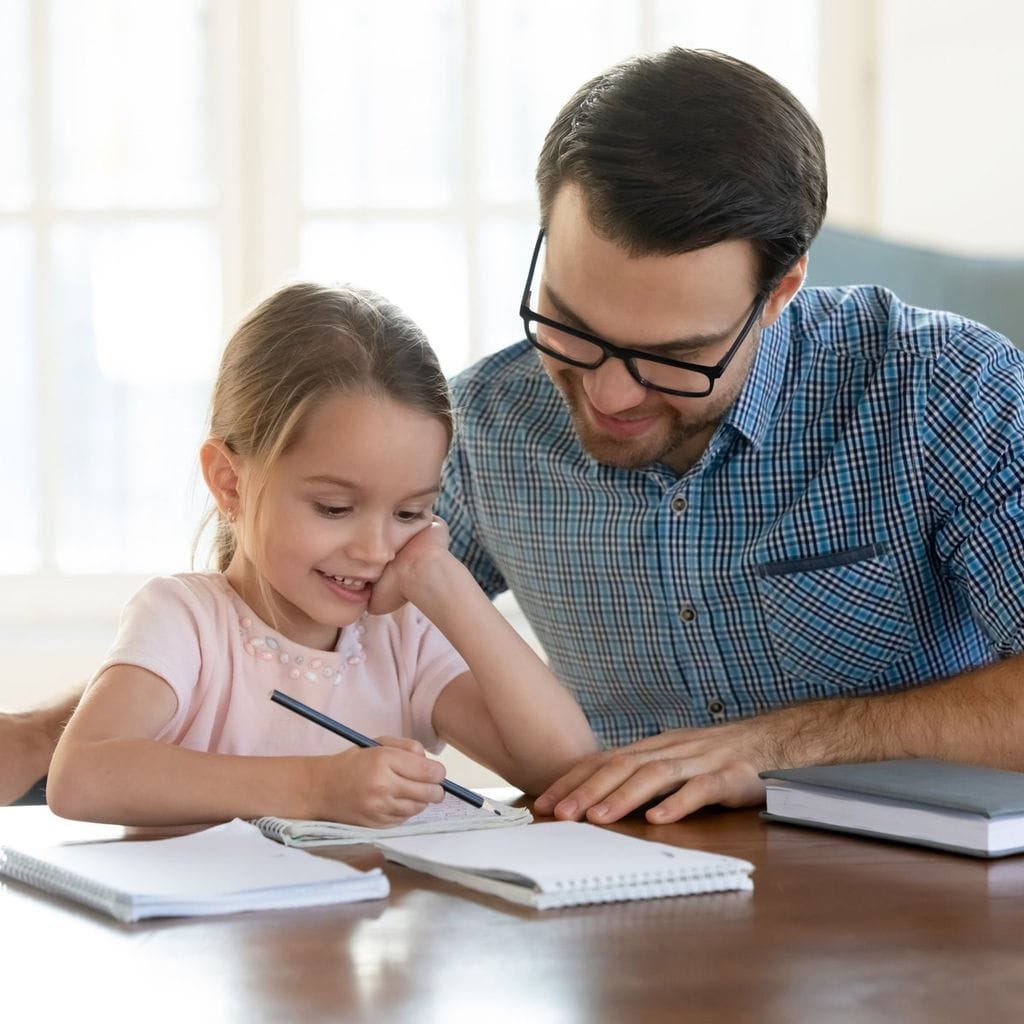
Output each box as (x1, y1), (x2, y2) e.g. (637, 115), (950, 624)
(536, 185), (793, 474)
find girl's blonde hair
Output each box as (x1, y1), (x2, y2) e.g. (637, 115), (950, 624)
(201, 282), (452, 573)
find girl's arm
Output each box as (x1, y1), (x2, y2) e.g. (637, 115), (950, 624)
(47, 665), (446, 827)
(371, 521), (599, 794)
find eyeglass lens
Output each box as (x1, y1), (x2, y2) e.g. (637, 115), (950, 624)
(528, 319), (715, 394)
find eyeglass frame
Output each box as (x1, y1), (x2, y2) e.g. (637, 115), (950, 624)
(519, 228), (767, 398)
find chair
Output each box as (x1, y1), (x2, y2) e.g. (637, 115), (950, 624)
(805, 226), (1024, 347)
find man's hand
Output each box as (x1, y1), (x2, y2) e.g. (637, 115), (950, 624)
(0, 689), (82, 805)
(533, 717), (784, 824)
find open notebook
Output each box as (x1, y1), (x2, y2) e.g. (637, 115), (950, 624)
(377, 820), (755, 909)
(0, 818), (388, 922)
(253, 792), (532, 847)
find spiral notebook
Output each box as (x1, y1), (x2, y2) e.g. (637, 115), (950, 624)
(376, 821), (754, 909)
(253, 792), (532, 847)
(0, 818), (389, 922)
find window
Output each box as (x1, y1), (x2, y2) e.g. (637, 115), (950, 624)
(3, 0), (220, 599)
(3, 0), (819, 623)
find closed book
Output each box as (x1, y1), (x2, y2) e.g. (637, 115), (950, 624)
(376, 820), (754, 910)
(0, 818), (389, 922)
(760, 759), (1024, 858)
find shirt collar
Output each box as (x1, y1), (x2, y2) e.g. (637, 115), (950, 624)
(721, 306), (793, 449)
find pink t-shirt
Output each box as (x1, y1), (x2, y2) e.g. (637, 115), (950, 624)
(92, 573), (468, 756)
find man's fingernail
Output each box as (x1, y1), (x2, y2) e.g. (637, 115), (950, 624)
(590, 803), (609, 820)
(557, 800), (577, 818)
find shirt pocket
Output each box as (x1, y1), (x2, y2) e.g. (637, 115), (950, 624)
(754, 543), (913, 692)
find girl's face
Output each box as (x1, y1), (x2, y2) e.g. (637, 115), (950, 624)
(226, 392), (449, 650)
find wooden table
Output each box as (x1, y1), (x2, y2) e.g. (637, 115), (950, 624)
(2, 801), (1022, 1023)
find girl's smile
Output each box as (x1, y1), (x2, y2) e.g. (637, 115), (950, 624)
(225, 392), (449, 650)
(315, 569), (377, 603)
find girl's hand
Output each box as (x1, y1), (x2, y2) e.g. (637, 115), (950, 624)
(310, 736), (446, 827)
(368, 516), (453, 615)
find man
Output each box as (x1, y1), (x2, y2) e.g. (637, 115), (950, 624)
(436, 47), (1024, 825)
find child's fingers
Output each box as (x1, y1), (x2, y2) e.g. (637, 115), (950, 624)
(391, 778), (446, 808)
(392, 753), (446, 786)
(360, 777), (444, 827)
(376, 735), (425, 756)
(374, 738), (446, 785)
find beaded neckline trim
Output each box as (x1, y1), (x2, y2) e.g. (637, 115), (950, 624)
(237, 613), (367, 686)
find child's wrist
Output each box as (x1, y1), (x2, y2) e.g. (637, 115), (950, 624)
(399, 548), (461, 601)
(300, 755), (329, 820)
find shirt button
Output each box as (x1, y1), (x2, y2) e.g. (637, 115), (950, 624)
(707, 699), (725, 715)
(671, 496), (688, 513)
(679, 605), (696, 623)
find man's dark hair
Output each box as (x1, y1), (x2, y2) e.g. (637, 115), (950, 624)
(536, 48), (828, 293)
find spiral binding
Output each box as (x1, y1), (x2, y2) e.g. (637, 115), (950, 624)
(1, 848), (132, 921)
(539, 865), (753, 908)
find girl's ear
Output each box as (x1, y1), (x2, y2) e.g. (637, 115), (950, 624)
(200, 439), (242, 518)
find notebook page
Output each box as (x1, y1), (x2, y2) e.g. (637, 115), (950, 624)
(9, 819), (371, 898)
(378, 820), (754, 892)
(255, 792), (531, 846)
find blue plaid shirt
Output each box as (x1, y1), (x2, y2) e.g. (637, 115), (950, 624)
(438, 286), (1024, 748)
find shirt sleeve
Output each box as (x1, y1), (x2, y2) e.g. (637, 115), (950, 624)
(91, 576), (206, 717)
(925, 324), (1024, 655)
(438, 372), (509, 599)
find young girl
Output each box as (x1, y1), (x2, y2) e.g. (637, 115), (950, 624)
(47, 283), (597, 827)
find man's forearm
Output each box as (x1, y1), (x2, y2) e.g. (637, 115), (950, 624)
(536, 654), (1024, 825)
(762, 653), (1024, 771)
(0, 685), (84, 804)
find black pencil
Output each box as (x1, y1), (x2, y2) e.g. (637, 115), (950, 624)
(270, 689), (502, 816)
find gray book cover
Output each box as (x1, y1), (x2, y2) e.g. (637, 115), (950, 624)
(759, 759), (1024, 819)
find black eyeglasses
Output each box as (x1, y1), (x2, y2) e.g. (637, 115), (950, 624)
(519, 229), (766, 398)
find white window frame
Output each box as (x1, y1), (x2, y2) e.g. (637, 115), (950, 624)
(3, 0), (250, 625)
(3, 0), (839, 633)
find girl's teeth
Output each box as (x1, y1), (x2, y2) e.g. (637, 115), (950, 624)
(329, 574), (364, 589)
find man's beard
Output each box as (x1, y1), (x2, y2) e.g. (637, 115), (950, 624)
(549, 367), (725, 473)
